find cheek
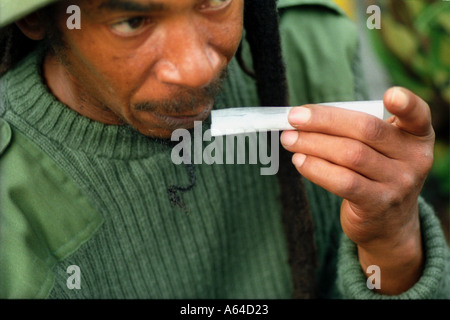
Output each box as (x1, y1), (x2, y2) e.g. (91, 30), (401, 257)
(223, 23), (244, 61)
(214, 7), (244, 61)
(65, 34), (145, 101)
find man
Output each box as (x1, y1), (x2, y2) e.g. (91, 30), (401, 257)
(0, 0), (448, 299)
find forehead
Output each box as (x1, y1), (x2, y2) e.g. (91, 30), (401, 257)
(80, 0), (204, 12)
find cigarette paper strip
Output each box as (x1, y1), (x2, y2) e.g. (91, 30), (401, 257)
(211, 100), (385, 136)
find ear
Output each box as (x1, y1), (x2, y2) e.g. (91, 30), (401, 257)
(15, 12), (46, 41)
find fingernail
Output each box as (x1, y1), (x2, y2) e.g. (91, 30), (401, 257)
(292, 153), (306, 167)
(289, 107), (311, 125)
(280, 130), (298, 147)
(390, 87), (409, 110)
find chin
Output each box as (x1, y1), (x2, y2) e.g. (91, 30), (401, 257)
(134, 123), (194, 140)
(135, 126), (174, 139)
(131, 104), (213, 139)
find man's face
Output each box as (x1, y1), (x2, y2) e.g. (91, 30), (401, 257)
(46, 0), (244, 138)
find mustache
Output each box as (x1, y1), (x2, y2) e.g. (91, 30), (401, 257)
(134, 68), (228, 114)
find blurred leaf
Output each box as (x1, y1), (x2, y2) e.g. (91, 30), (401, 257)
(381, 16), (418, 62)
(437, 13), (450, 33)
(431, 142), (450, 195)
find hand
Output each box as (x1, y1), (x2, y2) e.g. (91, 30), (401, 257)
(280, 87), (435, 294)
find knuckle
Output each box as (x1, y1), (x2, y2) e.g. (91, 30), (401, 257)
(360, 117), (384, 142)
(411, 143), (434, 176)
(344, 143), (366, 168)
(341, 173), (359, 195)
(382, 188), (404, 207)
(385, 172), (417, 206)
(421, 152), (434, 175)
(399, 172), (417, 193)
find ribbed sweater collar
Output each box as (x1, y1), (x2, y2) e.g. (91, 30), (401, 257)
(1, 48), (175, 160)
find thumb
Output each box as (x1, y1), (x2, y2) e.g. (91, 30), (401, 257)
(383, 87), (433, 137)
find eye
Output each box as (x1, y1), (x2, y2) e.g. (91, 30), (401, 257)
(198, 0), (233, 11)
(110, 17), (153, 37)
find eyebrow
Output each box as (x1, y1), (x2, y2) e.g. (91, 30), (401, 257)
(99, 0), (168, 12)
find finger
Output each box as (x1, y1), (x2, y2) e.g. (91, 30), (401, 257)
(291, 152), (382, 206)
(280, 130), (394, 182)
(383, 87), (433, 137)
(287, 105), (405, 158)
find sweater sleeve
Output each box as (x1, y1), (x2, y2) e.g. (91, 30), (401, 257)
(336, 196), (450, 299)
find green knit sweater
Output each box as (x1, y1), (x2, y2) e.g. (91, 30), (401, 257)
(1, 2), (449, 300)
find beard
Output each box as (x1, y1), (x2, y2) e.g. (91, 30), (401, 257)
(133, 68), (228, 115)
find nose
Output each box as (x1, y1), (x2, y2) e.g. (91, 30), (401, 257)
(154, 21), (223, 89)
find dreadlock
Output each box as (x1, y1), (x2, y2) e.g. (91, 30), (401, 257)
(0, 4), (58, 77)
(241, 0), (318, 299)
(0, 24), (36, 76)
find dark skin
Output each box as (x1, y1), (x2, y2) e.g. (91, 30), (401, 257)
(16, 0), (435, 295)
(23, 0), (243, 138)
(281, 88), (434, 294)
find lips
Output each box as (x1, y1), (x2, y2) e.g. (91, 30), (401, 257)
(143, 103), (213, 129)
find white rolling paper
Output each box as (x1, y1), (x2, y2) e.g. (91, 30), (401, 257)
(210, 100), (386, 136)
